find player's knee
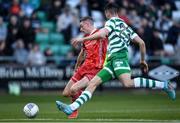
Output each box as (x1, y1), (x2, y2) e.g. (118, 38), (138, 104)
(62, 90), (69, 97)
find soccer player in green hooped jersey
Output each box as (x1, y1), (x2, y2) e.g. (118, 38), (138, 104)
(56, 3), (176, 116)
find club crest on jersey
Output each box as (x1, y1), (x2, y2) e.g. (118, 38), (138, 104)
(115, 61), (123, 67)
(119, 23), (126, 29)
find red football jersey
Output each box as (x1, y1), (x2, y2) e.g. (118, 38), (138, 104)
(82, 29), (108, 68)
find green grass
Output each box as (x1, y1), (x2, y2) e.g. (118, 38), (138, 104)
(0, 90), (180, 122)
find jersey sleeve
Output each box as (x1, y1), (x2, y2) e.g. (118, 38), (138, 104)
(128, 27), (138, 40)
(105, 19), (116, 32)
(130, 32), (138, 40)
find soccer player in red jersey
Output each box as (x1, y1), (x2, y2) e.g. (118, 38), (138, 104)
(61, 16), (108, 119)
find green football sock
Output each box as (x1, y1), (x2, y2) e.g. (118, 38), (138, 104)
(70, 91), (92, 111)
(134, 77), (165, 89)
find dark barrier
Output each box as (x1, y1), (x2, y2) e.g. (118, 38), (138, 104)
(0, 64), (179, 90)
(0, 65), (72, 90)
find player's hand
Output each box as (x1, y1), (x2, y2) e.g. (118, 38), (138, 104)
(140, 60), (149, 74)
(71, 38), (84, 47)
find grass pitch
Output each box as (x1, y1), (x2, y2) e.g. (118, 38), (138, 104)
(0, 90), (180, 122)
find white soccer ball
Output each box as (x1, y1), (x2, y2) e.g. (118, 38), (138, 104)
(23, 103), (39, 118)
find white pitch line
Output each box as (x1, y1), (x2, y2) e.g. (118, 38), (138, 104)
(82, 108), (180, 113)
(0, 122), (178, 123)
(0, 118), (180, 122)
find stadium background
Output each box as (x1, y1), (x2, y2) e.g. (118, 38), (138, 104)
(0, 0), (180, 122)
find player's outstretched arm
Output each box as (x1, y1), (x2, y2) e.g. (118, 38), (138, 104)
(71, 28), (109, 47)
(132, 36), (149, 73)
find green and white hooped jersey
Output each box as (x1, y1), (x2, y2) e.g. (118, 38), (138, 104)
(105, 17), (138, 58)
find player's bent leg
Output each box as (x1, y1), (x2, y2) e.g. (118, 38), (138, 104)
(62, 80), (75, 97)
(56, 76), (102, 116)
(70, 76), (89, 95)
(69, 76), (102, 111)
(56, 65), (113, 116)
(68, 77), (89, 119)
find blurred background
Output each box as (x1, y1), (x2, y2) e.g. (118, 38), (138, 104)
(0, 0), (179, 95)
(0, 0), (180, 121)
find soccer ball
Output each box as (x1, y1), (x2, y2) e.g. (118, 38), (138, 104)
(23, 103), (39, 118)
